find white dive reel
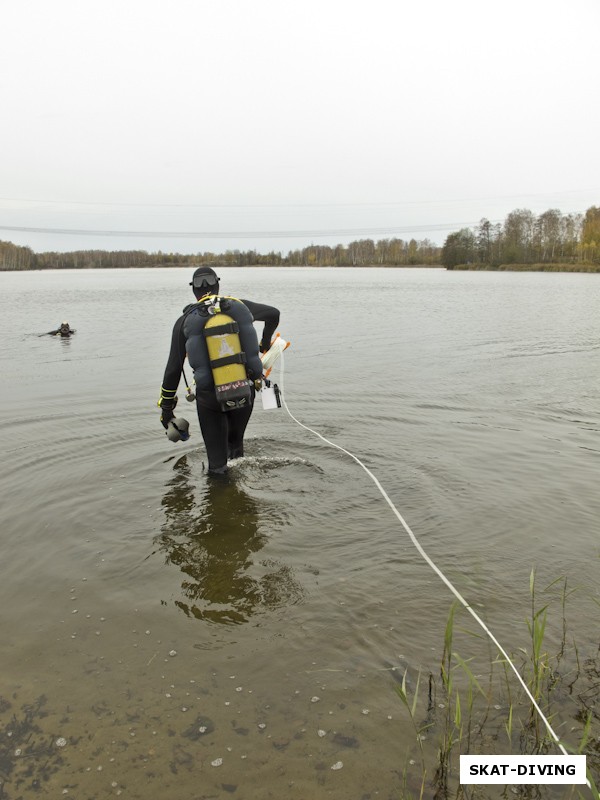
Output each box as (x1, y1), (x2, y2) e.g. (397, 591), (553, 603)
(259, 334), (290, 411)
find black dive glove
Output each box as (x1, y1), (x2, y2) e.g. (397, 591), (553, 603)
(160, 407), (175, 429)
(158, 396), (178, 429)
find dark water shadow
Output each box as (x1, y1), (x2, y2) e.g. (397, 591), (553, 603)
(156, 454), (303, 625)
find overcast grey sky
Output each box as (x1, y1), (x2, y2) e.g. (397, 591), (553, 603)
(1, 0), (599, 255)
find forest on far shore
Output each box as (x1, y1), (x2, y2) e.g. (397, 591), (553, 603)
(1, 205), (599, 272)
(441, 205), (600, 270)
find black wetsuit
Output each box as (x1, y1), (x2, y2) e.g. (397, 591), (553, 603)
(47, 327), (75, 337)
(161, 298), (279, 473)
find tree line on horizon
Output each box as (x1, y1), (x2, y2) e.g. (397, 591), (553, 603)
(1, 205), (598, 271)
(441, 205), (600, 268)
(0, 236), (441, 270)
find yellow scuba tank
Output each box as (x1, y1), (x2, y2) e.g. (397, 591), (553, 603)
(203, 298), (252, 411)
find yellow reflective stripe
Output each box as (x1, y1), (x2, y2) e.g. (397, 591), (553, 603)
(196, 294), (241, 303)
(158, 386), (177, 407)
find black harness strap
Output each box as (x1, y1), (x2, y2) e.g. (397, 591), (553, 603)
(211, 353), (247, 369)
(203, 322), (239, 336)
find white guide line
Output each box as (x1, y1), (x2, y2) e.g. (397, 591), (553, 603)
(277, 354), (590, 786)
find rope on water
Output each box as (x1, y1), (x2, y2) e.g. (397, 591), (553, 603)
(277, 352), (590, 787)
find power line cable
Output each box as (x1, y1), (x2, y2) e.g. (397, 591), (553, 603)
(0, 221), (499, 240)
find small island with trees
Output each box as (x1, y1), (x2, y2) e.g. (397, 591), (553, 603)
(1, 205), (599, 272)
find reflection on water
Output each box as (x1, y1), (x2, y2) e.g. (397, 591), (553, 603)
(157, 454), (303, 624)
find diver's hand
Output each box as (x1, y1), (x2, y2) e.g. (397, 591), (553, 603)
(158, 395), (177, 429)
(160, 406), (175, 429)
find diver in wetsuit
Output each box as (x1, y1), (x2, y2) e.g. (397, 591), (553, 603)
(46, 321), (75, 337)
(158, 267), (280, 476)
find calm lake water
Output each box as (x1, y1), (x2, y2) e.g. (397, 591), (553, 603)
(0, 267), (599, 799)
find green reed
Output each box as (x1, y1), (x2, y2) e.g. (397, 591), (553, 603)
(395, 573), (599, 799)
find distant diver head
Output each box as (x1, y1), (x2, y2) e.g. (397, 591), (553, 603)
(190, 266), (220, 299)
(60, 321), (71, 332)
